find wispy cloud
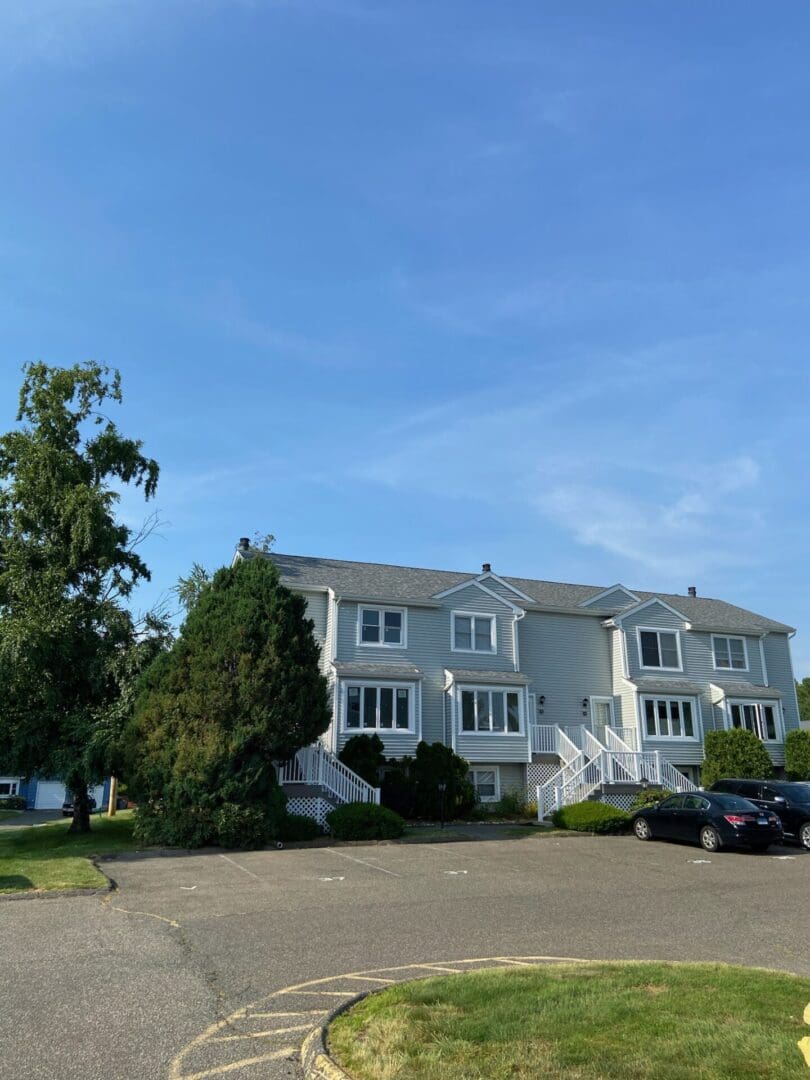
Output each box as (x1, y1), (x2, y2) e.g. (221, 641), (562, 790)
(351, 341), (777, 585)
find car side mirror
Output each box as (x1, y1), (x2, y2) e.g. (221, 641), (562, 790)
(773, 795), (787, 804)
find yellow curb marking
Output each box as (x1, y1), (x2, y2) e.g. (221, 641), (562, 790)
(169, 955), (592, 1079)
(108, 904), (181, 929)
(180, 1047), (295, 1079)
(211, 1024), (312, 1042)
(799, 1001), (810, 1067)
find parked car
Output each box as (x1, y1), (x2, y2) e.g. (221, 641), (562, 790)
(632, 791), (783, 852)
(61, 794), (97, 816)
(707, 779), (810, 850)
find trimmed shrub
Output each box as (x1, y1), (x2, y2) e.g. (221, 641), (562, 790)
(785, 729), (810, 781)
(550, 801), (631, 834)
(279, 813), (322, 842)
(382, 742), (476, 821)
(133, 803), (217, 848)
(327, 802), (405, 840)
(701, 728), (774, 787)
(339, 734), (385, 787)
(214, 803), (274, 850)
(486, 789), (533, 819)
(630, 788), (668, 811)
(0, 795), (26, 810)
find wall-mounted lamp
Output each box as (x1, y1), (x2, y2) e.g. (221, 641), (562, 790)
(537, 695), (545, 715)
(581, 697), (589, 717)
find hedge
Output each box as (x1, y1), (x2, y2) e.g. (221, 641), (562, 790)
(326, 802), (405, 840)
(785, 729), (810, 781)
(701, 728), (774, 787)
(550, 801), (631, 834)
(278, 813), (322, 842)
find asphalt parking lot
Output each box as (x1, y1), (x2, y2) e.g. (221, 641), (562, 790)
(3, 832), (808, 1080)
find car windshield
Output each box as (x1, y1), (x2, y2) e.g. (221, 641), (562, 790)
(710, 794), (760, 812)
(790, 784), (810, 804)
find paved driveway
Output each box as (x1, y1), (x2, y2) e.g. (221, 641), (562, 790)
(2, 832), (808, 1080)
(0, 809), (62, 828)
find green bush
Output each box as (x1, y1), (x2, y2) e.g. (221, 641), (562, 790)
(0, 795), (26, 810)
(629, 788), (668, 811)
(327, 802), (405, 840)
(214, 803), (274, 850)
(487, 789), (532, 819)
(701, 728), (774, 787)
(279, 813), (322, 842)
(550, 801), (631, 834)
(133, 803), (217, 848)
(785, 729), (810, 781)
(381, 742), (476, 820)
(339, 734), (385, 787)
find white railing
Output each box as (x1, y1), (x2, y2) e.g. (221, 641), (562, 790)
(659, 758), (699, 793)
(604, 726), (638, 752)
(276, 743), (381, 805)
(531, 724), (558, 754)
(559, 723), (588, 750)
(582, 728), (606, 761)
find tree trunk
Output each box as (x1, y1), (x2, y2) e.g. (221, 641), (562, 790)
(69, 787), (91, 834)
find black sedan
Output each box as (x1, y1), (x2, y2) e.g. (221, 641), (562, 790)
(632, 791), (783, 853)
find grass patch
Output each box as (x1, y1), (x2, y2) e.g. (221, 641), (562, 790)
(329, 962), (810, 1079)
(0, 810), (22, 821)
(0, 811), (140, 894)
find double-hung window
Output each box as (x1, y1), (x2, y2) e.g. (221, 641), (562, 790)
(0, 779), (19, 797)
(460, 688), (521, 733)
(638, 628), (681, 670)
(712, 635), (747, 671)
(468, 768), (499, 803)
(642, 697), (696, 738)
(729, 701), (778, 741)
(452, 612), (495, 653)
(345, 685), (412, 731)
(358, 606), (405, 647)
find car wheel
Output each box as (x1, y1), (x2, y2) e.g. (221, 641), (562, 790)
(799, 822), (810, 851)
(700, 826), (721, 852)
(634, 817), (652, 841)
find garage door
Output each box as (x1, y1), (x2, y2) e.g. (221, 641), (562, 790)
(34, 781), (66, 809)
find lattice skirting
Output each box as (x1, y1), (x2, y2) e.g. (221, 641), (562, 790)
(284, 796), (333, 832)
(598, 792), (637, 811)
(527, 762), (560, 795)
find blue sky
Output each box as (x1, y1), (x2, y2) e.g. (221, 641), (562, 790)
(2, 2), (810, 671)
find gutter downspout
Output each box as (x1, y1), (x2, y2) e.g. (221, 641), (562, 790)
(328, 590), (341, 753)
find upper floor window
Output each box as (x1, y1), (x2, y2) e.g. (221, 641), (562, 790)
(358, 606), (406, 647)
(345, 684), (412, 731)
(712, 635), (747, 671)
(642, 697), (696, 738)
(452, 611), (495, 653)
(637, 627), (682, 670)
(460, 688), (522, 733)
(729, 701), (778, 742)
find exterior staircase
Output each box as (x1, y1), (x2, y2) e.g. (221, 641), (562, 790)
(276, 742), (381, 808)
(535, 724), (698, 821)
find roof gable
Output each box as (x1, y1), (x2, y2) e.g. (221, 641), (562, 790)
(609, 596), (691, 626)
(579, 584), (640, 610)
(433, 577), (523, 613)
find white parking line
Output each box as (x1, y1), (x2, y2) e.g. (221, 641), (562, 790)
(328, 849), (402, 877)
(218, 853), (262, 881)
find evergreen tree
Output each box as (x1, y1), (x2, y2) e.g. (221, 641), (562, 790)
(701, 728), (774, 787)
(126, 556), (330, 847)
(0, 363), (158, 832)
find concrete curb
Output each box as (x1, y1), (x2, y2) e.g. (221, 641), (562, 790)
(0, 857), (116, 902)
(301, 991), (374, 1080)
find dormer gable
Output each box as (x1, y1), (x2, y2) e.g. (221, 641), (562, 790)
(432, 575), (525, 613)
(579, 584), (640, 611)
(606, 596), (691, 629)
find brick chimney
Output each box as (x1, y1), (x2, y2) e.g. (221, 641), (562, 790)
(238, 537), (250, 551)
(688, 585), (697, 597)
(482, 562), (491, 573)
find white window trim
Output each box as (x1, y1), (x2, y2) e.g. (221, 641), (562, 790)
(469, 766), (500, 803)
(711, 634), (749, 672)
(0, 777), (20, 797)
(725, 698), (782, 743)
(455, 684), (524, 736)
(451, 610), (497, 654)
(636, 625), (683, 672)
(640, 695), (700, 740)
(342, 679), (417, 734)
(356, 605), (407, 649)
(589, 696), (615, 725)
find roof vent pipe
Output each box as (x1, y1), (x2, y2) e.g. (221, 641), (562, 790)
(482, 562), (491, 573)
(688, 585), (697, 597)
(238, 537), (250, 551)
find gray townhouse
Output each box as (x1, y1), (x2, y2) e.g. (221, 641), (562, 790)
(235, 541), (802, 820)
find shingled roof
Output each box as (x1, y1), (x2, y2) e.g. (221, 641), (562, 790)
(249, 551), (794, 635)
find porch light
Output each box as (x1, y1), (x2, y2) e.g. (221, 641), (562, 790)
(582, 697), (589, 716)
(538, 695), (545, 715)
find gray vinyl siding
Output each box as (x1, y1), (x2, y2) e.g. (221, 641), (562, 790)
(611, 629), (636, 732)
(519, 611), (613, 726)
(443, 585), (518, 671)
(456, 733), (529, 763)
(581, 588), (637, 611)
(300, 591), (329, 675)
(622, 604), (688, 679)
(479, 578), (524, 604)
(478, 762), (525, 797)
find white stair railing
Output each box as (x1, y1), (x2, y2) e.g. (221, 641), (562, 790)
(605, 725), (638, 751)
(659, 759), (699, 793)
(277, 743), (381, 805)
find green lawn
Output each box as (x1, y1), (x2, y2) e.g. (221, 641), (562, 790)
(0, 809), (22, 821)
(329, 962), (810, 1080)
(0, 811), (140, 894)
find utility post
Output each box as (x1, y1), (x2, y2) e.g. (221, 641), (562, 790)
(107, 776), (118, 818)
